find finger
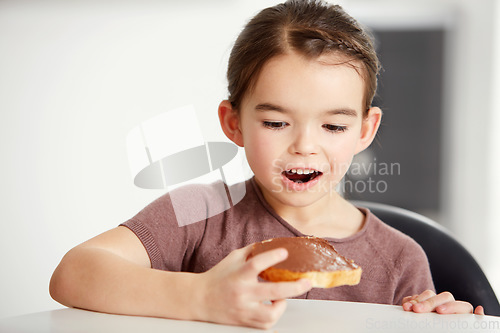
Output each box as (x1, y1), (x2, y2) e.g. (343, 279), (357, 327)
(240, 248), (288, 280)
(412, 292), (454, 313)
(242, 299), (287, 330)
(258, 299), (288, 328)
(403, 290), (436, 312)
(414, 289), (437, 303)
(234, 243), (258, 261)
(223, 244), (267, 271)
(402, 294), (418, 304)
(474, 305), (485, 315)
(254, 279), (312, 302)
(402, 295), (419, 311)
(217, 245), (254, 271)
(435, 301), (474, 314)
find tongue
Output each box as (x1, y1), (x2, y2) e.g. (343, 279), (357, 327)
(285, 172), (311, 183)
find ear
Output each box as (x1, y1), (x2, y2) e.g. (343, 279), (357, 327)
(355, 106), (382, 154)
(218, 100), (244, 147)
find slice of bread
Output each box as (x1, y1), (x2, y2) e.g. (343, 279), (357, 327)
(248, 236), (362, 288)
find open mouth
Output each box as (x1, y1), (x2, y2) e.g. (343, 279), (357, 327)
(282, 169), (322, 184)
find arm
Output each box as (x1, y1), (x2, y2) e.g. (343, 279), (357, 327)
(49, 226), (201, 320)
(49, 226), (311, 329)
(402, 290), (485, 315)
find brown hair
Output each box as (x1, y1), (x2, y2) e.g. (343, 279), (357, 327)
(227, 0), (380, 115)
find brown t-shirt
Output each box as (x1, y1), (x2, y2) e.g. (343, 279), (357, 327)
(121, 178), (434, 305)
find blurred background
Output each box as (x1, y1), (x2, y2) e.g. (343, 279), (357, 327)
(0, 0), (499, 318)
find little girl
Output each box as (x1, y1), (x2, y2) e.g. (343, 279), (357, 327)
(50, 0), (484, 329)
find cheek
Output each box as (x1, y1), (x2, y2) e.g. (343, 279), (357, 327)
(325, 133), (360, 175)
(241, 128), (276, 168)
(327, 130), (359, 153)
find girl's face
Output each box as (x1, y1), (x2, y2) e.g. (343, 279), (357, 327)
(226, 51), (380, 211)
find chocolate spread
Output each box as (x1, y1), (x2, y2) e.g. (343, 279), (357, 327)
(249, 236), (359, 272)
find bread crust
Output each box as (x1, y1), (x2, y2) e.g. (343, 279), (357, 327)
(249, 236), (362, 288)
(259, 266), (362, 288)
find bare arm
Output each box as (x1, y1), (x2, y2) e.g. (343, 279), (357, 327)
(49, 226), (311, 328)
(49, 226), (202, 320)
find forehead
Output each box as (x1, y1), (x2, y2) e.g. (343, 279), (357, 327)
(246, 52), (366, 113)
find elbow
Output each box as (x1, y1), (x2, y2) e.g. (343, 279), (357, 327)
(49, 252), (77, 308)
(49, 266), (65, 305)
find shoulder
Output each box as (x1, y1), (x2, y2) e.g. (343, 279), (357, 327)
(167, 179), (249, 202)
(364, 208), (422, 249)
(360, 207), (429, 269)
(154, 179), (249, 226)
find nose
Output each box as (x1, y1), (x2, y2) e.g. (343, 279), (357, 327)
(289, 126), (319, 156)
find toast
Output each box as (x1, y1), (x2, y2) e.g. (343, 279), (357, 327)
(248, 236), (362, 288)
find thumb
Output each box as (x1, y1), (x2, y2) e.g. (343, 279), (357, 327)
(224, 243), (256, 264)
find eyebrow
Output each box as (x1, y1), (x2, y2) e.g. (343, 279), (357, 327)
(254, 103), (358, 117)
(255, 103), (285, 112)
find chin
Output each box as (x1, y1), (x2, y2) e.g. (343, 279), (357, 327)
(276, 190), (334, 208)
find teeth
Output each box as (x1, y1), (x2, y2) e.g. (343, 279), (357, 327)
(287, 169), (317, 175)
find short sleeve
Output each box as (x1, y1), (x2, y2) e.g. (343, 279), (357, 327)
(393, 241), (435, 304)
(120, 185), (212, 272)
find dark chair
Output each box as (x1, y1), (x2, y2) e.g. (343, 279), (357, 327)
(352, 200), (500, 316)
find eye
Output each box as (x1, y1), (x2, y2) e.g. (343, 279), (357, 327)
(263, 121), (288, 130)
(323, 124), (347, 133)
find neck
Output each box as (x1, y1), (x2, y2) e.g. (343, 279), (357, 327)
(255, 179), (364, 238)
(274, 192), (342, 226)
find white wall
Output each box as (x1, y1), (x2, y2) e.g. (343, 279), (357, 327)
(488, 0), (500, 297)
(0, 0), (281, 318)
(1, 0), (498, 319)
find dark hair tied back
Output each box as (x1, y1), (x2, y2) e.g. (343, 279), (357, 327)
(227, 0), (380, 114)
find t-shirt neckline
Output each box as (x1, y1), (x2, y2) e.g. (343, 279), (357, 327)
(249, 177), (371, 243)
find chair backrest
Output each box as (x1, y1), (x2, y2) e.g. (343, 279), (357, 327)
(352, 200), (500, 316)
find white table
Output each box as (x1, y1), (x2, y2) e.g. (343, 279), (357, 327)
(1, 299), (499, 333)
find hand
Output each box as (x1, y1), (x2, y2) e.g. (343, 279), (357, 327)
(402, 290), (485, 315)
(196, 244), (312, 329)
